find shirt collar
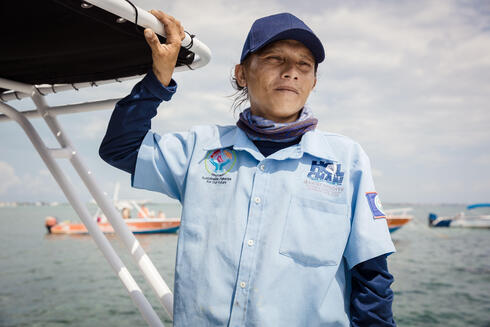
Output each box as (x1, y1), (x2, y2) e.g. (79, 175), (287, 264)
(300, 130), (339, 162)
(202, 125), (236, 150)
(203, 126), (338, 162)
(202, 126), (264, 161)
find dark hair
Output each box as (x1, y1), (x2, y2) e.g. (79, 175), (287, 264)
(229, 56), (251, 113)
(229, 56), (318, 112)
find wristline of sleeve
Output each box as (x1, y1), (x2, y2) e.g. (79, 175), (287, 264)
(142, 69), (178, 101)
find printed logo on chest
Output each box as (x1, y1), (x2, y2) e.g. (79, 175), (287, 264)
(304, 160), (345, 196)
(202, 148), (237, 185)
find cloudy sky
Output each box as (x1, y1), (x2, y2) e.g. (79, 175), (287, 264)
(1, 0), (489, 204)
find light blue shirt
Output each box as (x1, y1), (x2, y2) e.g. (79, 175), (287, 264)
(132, 124), (395, 326)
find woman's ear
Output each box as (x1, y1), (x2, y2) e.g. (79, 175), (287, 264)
(234, 64), (247, 88)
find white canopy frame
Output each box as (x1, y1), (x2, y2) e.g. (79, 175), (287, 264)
(85, 0), (211, 72)
(0, 78), (170, 327)
(0, 76), (140, 103)
(0, 1), (212, 325)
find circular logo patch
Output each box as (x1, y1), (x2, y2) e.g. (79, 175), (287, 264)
(205, 149), (237, 176)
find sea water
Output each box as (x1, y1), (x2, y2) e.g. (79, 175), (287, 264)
(0, 203), (489, 326)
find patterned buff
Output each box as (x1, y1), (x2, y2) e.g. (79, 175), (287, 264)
(237, 107), (318, 142)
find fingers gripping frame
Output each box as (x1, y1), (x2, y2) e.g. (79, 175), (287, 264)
(85, 0), (212, 72)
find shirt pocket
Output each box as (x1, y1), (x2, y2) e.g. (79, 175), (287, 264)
(279, 196), (349, 267)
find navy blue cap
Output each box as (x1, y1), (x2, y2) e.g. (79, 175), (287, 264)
(240, 13), (325, 64)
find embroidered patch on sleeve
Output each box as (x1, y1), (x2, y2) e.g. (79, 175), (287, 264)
(365, 192), (386, 219)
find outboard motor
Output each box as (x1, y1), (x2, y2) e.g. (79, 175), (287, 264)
(428, 213), (437, 227)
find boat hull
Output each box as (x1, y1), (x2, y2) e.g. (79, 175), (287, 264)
(429, 213), (490, 229)
(49, 218), (180, 234)
(434, 218), (490, 228)
(387, 217), (412, 233)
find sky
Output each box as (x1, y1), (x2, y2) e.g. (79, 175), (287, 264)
(1, 0), (489, 204)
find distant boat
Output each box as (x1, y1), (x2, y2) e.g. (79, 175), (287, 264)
(428, 203), (490, 228)
(385, 208), (413, 233)
(45, 216), (180, 234)
(45, 183), (180, 234)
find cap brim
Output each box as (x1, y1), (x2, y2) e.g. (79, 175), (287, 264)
(244, 28), (325, 64)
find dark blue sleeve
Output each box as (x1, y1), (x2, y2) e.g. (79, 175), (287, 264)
(350, 254), (396, 327)
(98, 70), (177, 174)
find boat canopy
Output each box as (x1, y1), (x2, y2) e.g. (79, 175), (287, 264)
(467, 203), (490, 210)
(0, 0), (196, 94)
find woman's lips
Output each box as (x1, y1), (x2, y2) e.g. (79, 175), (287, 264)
(275, 86), (299, 94)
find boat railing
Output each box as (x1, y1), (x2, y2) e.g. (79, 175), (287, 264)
(384, 207), (414, 218)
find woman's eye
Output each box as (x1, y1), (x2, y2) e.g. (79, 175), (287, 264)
(266, 56), (282, 62)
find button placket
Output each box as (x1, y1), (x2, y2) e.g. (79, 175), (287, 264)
(230, 160), (269, 326)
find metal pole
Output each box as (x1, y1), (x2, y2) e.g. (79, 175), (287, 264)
(0, 101), (164, 327)
(31, 92), (174, 318)
(0, 99), (120, 122)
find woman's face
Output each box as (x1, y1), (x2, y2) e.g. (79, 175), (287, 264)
(235, 39), (317, 123)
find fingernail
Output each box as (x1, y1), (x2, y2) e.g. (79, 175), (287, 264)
(144, 30), (152, 38)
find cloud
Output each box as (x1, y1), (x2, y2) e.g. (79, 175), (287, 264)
(0, 162), (64, 200)
(474, 153), (490, 166)
(0, 161), (21, 194)
(371, 168), (383, 177)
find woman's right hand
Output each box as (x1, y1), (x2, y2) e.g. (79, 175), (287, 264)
(144, 10), (185, 86)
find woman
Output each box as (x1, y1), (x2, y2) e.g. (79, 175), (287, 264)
(100, 11), (396, 327)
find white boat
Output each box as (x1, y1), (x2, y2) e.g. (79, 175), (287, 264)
(428, 203), (490, 228)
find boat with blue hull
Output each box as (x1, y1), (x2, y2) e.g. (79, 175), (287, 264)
(428, 203), (490, 228)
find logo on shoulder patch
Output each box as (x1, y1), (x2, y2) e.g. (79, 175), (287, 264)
(365, 192), (386, 219)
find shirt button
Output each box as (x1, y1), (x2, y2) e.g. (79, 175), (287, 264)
(259, 164), (265, 171)
(254, 197), (261, 204)
(247, 239), (254, 246)
(240, 281), (246, 288)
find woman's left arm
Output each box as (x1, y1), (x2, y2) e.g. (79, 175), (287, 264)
(350, 254), (396, 327)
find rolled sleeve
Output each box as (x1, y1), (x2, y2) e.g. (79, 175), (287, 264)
(344, 145), (396, 269)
